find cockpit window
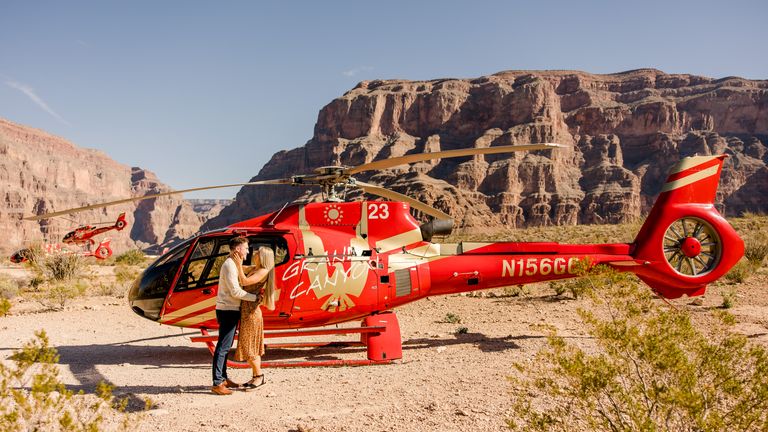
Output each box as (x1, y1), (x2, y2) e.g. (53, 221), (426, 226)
(129, 238), (192, 300)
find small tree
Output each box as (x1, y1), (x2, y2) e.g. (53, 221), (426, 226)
(0, 330), (140, 431)
(509, 267), (768, 431)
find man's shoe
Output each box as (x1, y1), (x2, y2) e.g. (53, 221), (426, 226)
(225, 379), (242, 389)
(211, 383), (233, 395)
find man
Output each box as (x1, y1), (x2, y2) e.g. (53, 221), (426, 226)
(211, 236), (258, 395)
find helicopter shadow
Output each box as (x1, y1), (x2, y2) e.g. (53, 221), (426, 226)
(403, 332), (533, 353)
(54, 340), (212, 411)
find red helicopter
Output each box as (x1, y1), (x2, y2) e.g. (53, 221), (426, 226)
(10, 213), (126, 263)
(24, 145), (744, 367)
(62, 212), (127, 248)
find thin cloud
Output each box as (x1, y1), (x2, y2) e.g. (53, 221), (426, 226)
(342, 66), (373, 77)
(5, 80), (71, 126)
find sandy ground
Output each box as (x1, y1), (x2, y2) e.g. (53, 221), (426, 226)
(1, 265), (767, 432)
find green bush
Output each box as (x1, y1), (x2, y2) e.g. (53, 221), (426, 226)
(721, 289), (737, 309)
(546, 258), (595, 299)
(501, 285), (528, 297)
(442, 313), (462, 324)
(0, 298), (10, 317)
(115, 265), (140, 285)
(0, 330), (139, 431)
(725, 260), (754, 284)
(744, 236), (768, 267)
(31, 253), (86, 282)
(114, 250), (146, 266)
(508, 267), (768, 431)
(42, 281), (88, 310)
(0, 275), (19, 299)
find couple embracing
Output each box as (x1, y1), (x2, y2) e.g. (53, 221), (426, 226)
(211, 237), (276, 395)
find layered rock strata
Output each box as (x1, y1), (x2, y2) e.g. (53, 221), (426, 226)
(0, 118), (217, 253)
(206, 69), (768, 232)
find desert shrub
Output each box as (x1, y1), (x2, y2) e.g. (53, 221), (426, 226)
(455, 326), (469, 335)
(95, 282), (123, 297)
(721, 289), (737, 309)
(725, 260), (754, 284)
(41, 281), (88, 310)
(114, 250), (146, 266)
(31, 253), (86, 282)
(545, 258), (595, 299)
(0, 298), (10, 317)
(509, 267), (768, 431)
(0, 275), (19, 299)
(549, 280), (568, 297)
(28, 274), (46, 290)
(115, 265), (141, 285)
(744, 236), (768, 267)
(0, 330), (139, 431)
(442, 313), (462, 324)
(500, 285), (528, 297)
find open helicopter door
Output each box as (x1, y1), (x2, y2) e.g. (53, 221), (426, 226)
(242, 233), (295, 325)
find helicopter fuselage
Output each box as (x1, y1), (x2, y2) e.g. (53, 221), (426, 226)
(128, 200), (641, 331)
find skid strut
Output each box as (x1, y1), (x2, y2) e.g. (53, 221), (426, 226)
(192, 311), (403, 368)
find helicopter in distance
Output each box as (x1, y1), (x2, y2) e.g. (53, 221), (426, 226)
(24, 144), (745, 367)
(10, 213), (128, 263)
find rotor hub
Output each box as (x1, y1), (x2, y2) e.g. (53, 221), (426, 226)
(663, 217), (721, 277)
(681, 237), (702, 258)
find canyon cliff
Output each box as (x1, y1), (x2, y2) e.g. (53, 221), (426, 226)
(205, 69), (768, 232)
(0, 118), (225, 254)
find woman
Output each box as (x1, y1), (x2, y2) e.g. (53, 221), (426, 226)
(232, 246), (276, 390)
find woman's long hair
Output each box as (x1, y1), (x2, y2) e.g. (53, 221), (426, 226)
(257, 246), (276, 310)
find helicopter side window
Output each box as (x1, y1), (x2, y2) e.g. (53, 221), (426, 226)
(244, 237), (289, 267)
(176, 237), (231, 291)
(175, 235), (290, 292)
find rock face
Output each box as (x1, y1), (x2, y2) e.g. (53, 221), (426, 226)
(205, 69), (768, 232)
(0, 118), (218, 254)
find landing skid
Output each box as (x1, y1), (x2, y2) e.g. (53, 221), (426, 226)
(192, 311), (402, 368)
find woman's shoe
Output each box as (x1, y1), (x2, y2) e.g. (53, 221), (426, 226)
(243, 374), (266, 391)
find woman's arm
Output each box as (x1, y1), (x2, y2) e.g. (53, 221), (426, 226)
(242, 268), (269, 285)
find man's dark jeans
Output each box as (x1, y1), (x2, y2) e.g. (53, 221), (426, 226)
(212, 309), (240, 386)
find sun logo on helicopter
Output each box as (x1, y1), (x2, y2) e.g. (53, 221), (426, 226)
(323, 204), (344, 225)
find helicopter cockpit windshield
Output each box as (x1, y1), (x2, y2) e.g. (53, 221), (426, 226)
(128, 237), (194, 320)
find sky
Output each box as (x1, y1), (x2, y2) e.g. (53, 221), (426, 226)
(1, 0), (766, 199)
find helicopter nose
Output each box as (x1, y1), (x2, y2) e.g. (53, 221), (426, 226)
(127, 270), (167, 321)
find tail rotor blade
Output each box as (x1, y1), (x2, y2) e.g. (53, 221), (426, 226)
(346, 143), (568, 175)
(356, 181), (451, 220)
(22, 179), (293, 221)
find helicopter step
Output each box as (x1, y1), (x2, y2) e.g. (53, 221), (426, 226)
(192, 312), (402, 368)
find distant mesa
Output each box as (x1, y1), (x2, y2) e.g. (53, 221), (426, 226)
(203, 69), (768, 232)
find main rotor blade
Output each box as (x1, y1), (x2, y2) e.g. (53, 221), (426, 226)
(346, 143), (568, 175)
(22, 179), (292, 221)
(356, 181), (451, 220)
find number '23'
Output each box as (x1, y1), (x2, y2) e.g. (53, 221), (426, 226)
(368, 203), (390, 219)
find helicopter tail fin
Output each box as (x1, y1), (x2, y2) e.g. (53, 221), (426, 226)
(629, 155), (744, 298)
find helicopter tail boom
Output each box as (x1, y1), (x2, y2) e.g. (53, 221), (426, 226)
(628, 155), (744, 298)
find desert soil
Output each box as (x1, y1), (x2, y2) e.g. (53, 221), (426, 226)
(1, 264), (767, 432)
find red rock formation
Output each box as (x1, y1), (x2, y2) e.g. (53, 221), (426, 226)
(206, 69), (768, 232)
(0, 118), (218, 254)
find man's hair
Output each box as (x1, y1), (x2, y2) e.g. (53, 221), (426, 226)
(229, 236), (248, 249)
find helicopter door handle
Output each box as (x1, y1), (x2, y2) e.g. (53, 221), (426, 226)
(202, 289), (212, 295)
